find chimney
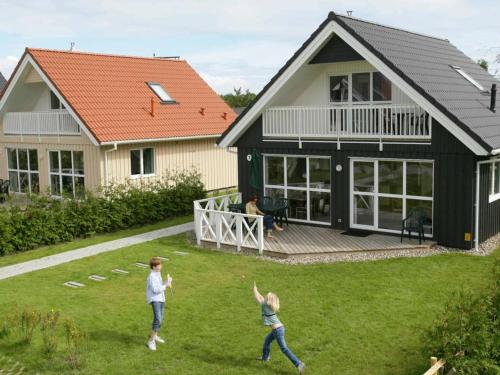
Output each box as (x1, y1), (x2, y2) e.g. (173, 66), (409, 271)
(222, 112), (228, 120)
(150, 97), (155, 117)
(490, 84), (497, 113)
(199, 107), (205, 116)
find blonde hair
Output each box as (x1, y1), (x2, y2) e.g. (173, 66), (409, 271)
(265, 292), (280, 313)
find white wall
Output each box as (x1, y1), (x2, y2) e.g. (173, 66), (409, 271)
(268, 60), (414, 107)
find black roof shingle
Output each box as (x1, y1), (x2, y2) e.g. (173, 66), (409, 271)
(0, 72), (6, 93)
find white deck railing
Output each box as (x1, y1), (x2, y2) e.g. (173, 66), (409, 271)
(3, 110), (80, 136)
(193, 193), (265, 254)
(263, 104), (431, 141)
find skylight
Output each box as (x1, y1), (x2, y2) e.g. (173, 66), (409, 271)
(147, 82), (174, 103)
(451, 66), (485, 91)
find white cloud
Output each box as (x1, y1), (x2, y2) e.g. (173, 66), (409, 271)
(0, 56), (19, 80)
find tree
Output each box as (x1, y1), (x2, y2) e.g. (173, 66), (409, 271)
(478, 59), (489, 71)
(221, 88), (256, 108)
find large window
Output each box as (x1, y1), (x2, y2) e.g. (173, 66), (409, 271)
(330, 71), (392, 103)
(7, 148), (39, 193)
(489, 161), (500, 202)
(351, 159), (433, 235)
(130, 148), (155, 177)
(49, 150), (85, 198)
(264, 155), (331, 223)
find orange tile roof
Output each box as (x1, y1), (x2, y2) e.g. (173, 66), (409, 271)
(27, 48), (236, 143)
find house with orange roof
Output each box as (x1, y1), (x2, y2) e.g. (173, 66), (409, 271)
(0, 48), (237, 197)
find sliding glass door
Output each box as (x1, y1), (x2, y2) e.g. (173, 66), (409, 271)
(350, 158), (433, 235)
(264, 155), (331, 224)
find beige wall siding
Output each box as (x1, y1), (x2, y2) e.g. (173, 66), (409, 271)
(103, 138), (237, 191)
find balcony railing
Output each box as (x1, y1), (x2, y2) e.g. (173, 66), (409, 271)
(3, 110), (80, 136)
(263, 104), (431, 142)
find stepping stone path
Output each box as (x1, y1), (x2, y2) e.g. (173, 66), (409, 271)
(134, 262), (149, 269)
(0, 354), (37, 374)
(88, 275), (107, 282)
(111, 269), (129, 275)
(63, 281), (85, 288)
(174, 251), (189, 256)
(157, 256), (169, 261)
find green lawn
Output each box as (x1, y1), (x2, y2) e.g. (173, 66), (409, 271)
(0, 215), (193, 268)
(0, 235), (497, 375)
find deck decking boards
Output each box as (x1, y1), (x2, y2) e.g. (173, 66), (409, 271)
(263, 225), (434, 255)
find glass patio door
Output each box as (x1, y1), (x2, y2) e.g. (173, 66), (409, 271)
(264, 155), (331, 224)
(352, 161), (375, 227)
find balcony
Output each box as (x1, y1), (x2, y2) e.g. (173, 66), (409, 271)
(263, 104), (432, 145)
(3, 110), (80, 137)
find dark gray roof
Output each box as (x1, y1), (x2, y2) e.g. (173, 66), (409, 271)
(0, 72), (6, 93)
(335, 14), (500, 151)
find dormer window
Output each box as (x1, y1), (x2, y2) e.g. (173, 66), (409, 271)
(451, 66), (485, 91)
(147, 82), (175, 103)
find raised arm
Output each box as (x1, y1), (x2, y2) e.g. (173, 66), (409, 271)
(253, 282), (265, 304)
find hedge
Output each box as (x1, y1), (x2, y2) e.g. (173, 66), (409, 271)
(0, 170), (205, 256)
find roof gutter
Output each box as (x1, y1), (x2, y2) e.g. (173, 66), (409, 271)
(100, 134), (221, 146)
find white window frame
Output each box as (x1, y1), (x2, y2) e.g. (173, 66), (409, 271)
(488, 161), (500, 202)
(349, 157), (434, 237)
(263, 154), (331, 225)
(329, 71), (392, 105)
(451, 66), (485, 91)
(48, 150), (85, 198)
(6, 148), (39, 194)
(130, 147), (155, 178)
(147, 82), (175, 103)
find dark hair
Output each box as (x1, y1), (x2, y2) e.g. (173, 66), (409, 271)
(248, 195), (258, 203)
(150, 257), (162, 269)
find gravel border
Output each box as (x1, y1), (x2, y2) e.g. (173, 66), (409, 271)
(187, 231), (499, 266)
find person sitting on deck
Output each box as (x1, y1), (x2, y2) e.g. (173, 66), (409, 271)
(246, 195), (283, 238)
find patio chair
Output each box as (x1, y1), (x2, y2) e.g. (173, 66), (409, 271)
(401, 207), (427, 244)
(275, 197), (289, 226)
(0, 180), (9, 203)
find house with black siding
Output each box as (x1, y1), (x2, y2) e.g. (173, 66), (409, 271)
(218, 12), (500, 251)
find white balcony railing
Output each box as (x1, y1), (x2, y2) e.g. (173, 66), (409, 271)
(263, 104), (431, 142)
(3, 110), (80, 136)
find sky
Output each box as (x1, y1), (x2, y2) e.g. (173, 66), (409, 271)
(0, 0), (499, 94)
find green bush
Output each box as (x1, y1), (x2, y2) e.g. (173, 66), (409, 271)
(41, 309), (60, 354)
(64, 318), (87, 369)
(0, 170), (205, 256)
(422, 259), (500, 374)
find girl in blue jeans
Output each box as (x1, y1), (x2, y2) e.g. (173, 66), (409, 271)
(253, 282), (305, 373)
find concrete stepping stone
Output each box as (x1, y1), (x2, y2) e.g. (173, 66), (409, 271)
(134, 262), (149, 269)
(88, 275), (107, 282)
(174, 251), (189, 256)
(157, 256), (169, 261)
(111, 269), (129, 275)
(63, 281), (85, 288)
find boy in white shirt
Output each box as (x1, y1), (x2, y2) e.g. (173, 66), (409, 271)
(146, 257), (172, 351)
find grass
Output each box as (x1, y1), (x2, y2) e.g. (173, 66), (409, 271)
(0, 215), (193, 268)
(0, 235), (497, 375)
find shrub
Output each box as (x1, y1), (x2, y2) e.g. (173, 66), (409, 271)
(20, 307), (41, 344)
(40, 309), (60, 354)
(422, 259), (500, 374)
(64, 318), (87, 369)
(0, 305), (20, 340)
(0, 170), (206, 255)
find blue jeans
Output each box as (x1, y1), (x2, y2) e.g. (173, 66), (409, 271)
(262, 326), (301, 367)
(151, 301), (164, 332)
(263, 215), (274, 230)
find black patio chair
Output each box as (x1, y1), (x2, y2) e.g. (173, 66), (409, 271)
(401, 207), (427, 244)
(0, 180), (10, 203)
(275, 197), (289, 227)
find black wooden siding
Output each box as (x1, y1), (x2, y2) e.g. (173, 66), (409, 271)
(235, 116), (476, 249)
(309, 34), (364, 64)
(478, 163), (500, 243)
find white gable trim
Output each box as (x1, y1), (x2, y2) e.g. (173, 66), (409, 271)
(0, 54), (99, 146)
(219, 20), (489, 155)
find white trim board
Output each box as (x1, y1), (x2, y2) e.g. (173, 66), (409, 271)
(218, 20), (489, 156)
(0, 54), (99, 146)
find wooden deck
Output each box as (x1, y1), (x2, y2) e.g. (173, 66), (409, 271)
(264, 224), (435, 255)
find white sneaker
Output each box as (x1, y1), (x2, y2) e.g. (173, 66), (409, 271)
(155, 336), (165, 344)
(297, 363), (305, 374)
(147, 340), (156, 351)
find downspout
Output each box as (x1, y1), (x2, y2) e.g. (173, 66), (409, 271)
(104, 142), (118, 188)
